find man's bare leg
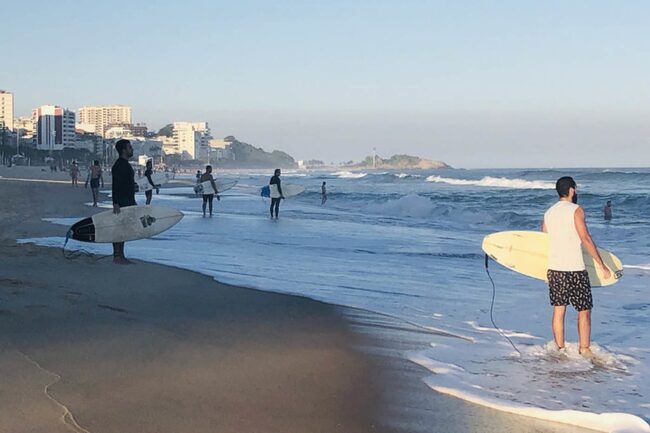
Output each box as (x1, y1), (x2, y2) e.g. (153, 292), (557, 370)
(552, 305), (566, 349)
(578, 309), (592, 356)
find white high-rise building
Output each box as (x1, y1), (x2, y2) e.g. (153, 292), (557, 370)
(0, 90), (14, 131)
(33, 105), (76, 151)
(78, 105), (132, 137)
(172, 122), (211, 159)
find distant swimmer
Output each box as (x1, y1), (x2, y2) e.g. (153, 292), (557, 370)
(541, 176), (611, 359)
(604, 200), (613, 221)
(143, 159), (160, 205)
(321, 181), (327, 205)
(111, 139), (137, 265)
(200, 165), (220, 217)
(70, 161), (80, 186)
(85, 160), (104, 207)
(270, 168), (284, 219)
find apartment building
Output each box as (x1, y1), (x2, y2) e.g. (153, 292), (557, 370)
(78, 105), (132, 137)
(33, 105), (76, 151)
(0, 90), (14, 130)
(172, 122), (211, 159)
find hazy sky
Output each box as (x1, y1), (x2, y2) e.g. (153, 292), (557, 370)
(2, 0), (649, 167)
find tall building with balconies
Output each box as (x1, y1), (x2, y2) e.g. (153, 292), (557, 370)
(78, 105), (132, 137)
(172, 122), (211, 160)
(0, 90), (14, 131)
(33, 105), (76, 151)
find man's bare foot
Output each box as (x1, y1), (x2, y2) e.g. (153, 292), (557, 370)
(113, 257), (134, 265)
(579, 347), (594, 359)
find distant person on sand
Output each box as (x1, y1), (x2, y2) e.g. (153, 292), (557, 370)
(321, 181), (327, 205)
(196, 170), (202, 184)
(270, 168), (284, 219)
(111, 139), (137, 264)
(604, 200), (613, 221)
(70, 161), (80, 186)
(85, 160), (104, 207)
(199, 165), (219, 217)
(144, 159), (160, 205)
(542, 176), (610, 359)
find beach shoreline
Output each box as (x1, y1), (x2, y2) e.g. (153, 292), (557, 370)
(0, 165), (607, 432)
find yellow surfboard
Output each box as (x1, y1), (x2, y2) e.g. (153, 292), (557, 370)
(481, 231), (623, 287)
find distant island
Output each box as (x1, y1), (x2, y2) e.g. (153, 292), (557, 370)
(351, 154), (451, 170)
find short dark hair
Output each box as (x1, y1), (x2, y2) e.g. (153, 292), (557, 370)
(274, 168), (281, 175)
(205, 165), (212, 170)
(93, 160), (99, 165)
(556, 176), (576, 197)
(115, 139), (131, 154)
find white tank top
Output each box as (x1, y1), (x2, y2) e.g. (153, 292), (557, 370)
(544, 201), (585, 271)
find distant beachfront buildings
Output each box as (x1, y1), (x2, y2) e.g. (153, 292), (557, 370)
(170, 122), (212, 160)
(33, 105), (76, 151)
(0, 90), (14, 131)
(78, 105), (132, 138)
(1, 90), (236, 165)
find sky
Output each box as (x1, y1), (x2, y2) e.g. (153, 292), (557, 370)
(1, 0), (649, 168)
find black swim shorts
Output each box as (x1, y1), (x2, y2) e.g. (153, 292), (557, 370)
(547, 269), (593, 311)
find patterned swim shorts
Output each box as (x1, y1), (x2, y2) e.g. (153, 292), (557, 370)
(547, 270), (593, 311)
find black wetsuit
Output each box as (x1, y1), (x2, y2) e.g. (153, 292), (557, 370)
(112, 158), (136, 207)
(270, 175), (283, 218)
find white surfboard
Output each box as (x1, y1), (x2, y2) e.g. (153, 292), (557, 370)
(69, 205), (184, 243)
(136, 172), (172, 193)
(194, 180), (238, 195)
(270, 183), (305, 198)
(482, 231), (623, 287)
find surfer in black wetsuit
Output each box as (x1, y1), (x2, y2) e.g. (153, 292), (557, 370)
(269, 168), (284, 219)
(144, 159), (159, 205)
(112, 139), (136, 264)
(199, 165), (219, 217)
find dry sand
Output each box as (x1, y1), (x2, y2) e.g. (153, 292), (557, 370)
(0, 167), (382, 433)
(0, 165), (595, 433)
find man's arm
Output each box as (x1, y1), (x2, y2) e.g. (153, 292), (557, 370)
(541, 221), (547, 232)
(209, 176), (219, 195)
(574, 207), (611, 278)
(112, 165), (122, 214)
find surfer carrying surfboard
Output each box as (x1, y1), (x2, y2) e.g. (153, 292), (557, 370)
(111, 139), (137, 264)
(144, 160), (160, 205)
(541, 176), (611, 358)
(199, 165), (219, 217)
(269, 168), (284, 219)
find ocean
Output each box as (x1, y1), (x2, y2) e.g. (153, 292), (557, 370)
(25, 167), (650, 432)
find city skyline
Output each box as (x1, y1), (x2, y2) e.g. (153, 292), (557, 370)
(2, 1), (650, 168)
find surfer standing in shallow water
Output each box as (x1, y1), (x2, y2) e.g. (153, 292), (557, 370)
(111, 139), (137, 264)
(541, 176), (610, 358)
(199, 165), (219, 217)
(270, 168), (284, 219)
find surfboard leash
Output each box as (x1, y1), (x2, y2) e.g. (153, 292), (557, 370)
(484, 254), (522, 356)
(62, 229), (111, 262)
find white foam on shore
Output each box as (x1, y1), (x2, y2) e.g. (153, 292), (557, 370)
(426, 175), (555, 189)
(410, 353), (650, 433)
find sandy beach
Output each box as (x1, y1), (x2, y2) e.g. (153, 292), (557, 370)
(0, 165), (598, 433)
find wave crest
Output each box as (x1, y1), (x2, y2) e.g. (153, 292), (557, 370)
(426, 175), (555, 190)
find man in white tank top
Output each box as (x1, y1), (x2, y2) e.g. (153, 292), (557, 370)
(541, 176), (610, 358)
